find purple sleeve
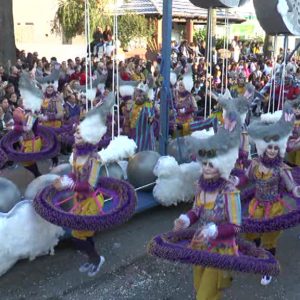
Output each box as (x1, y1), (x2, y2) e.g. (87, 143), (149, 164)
(216, 224), (239, 240)
(13, 124), (24, 132)
(186, 206), (202, 226)
(46, 112), (56, 121)
(74, 181), (91, 193)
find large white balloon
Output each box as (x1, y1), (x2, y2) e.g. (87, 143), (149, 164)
(0, 200), (64, 277)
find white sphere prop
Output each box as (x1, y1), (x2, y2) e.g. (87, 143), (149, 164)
(50, 163), (72, 176)
(25, 174), (59, 200)
(0, 178), (21, 213)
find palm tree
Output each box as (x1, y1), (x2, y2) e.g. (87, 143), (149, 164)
(0, 0), (16, 68)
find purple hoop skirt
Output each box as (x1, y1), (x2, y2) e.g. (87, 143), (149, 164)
(33, 177), (137, 231)
(0, 126), (59, 162)
(148, 229), (280, 276)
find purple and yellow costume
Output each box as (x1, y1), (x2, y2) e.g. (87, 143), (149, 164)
(41, 93), (64, 129)
(67, 144), (104, 240)
(174, 90), (197, 136)
(246, 157), (296, 250)
(287, 119), (300, 166)
(13, 107), (42, 168)
(184, 178), (241, 300)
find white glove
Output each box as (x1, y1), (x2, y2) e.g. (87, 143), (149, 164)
(60, 176), (75, 189)
(200, 223), (218, 240)
(174, 214), (190, 231)
(39, 115), (48, 122)
(179, 108), (186, 114)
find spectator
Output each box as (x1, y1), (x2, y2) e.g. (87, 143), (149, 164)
(8, 66), (20, 96)
(1, 98), (14, 126)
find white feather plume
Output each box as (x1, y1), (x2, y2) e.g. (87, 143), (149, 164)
(98, 135), (137, 164)
(79, 114), (107, 145)
(191, 127), (215, 139)
(170, 72), (177, 86)
(153, 156), (201, 206)
(21, 89), (43, 112)
(260, 110), (282, 123)
(119, 85), (135, 97)
(182, 75), (193, 93)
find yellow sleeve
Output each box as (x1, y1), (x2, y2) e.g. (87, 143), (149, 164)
(225, 191), (242, 226)
(88, 158), (101, 188)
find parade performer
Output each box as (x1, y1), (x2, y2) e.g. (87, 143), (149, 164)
(148, 109), (280, 299)
(246, 104), (300, 285)
(173, 110), (242, 300)
(119, 79), (136, 136)
(217, 93), (251, 187)
(12, 98), (42, 178)
(286, 98), (300, 166)
(40, 83), (64, 167)
(130, 81), (156, 151)
(34, 91), (137, 277)
(174, 65), (198, 136)
(0, 72), (59, 176)
(50, 92), (111, 276)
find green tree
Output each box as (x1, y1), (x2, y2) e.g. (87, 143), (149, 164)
(118, 13), (154, 49)
(52, 0), (112, 40)
(53, 0), (153, 49)
(0, 0), (16, 68)
(193, 27), (206, 43)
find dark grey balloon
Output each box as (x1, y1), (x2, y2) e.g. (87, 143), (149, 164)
(0, 178), (21, 213)
(50, 163), (72, 176)
(99, 162), (125, 180)
(25, 174), (59, 200)
(167, 137), (192, 164)
(127, 151), (160, 191)
(253, 0), (300, 35)
(189, 0), (246, 8)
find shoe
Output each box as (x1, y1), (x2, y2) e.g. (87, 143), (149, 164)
(79, 262), (92, 273)
(261, 275), (272, 286)
(87, 256), (105, 277)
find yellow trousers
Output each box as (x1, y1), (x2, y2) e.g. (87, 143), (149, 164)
(193, 247), (234, 300)
(246, 199), (284, 249)
(42, 120), (62, 128)
(194, 266), (232, 300)
(72, 193), (104, 240)
(22, 137), (42, 167)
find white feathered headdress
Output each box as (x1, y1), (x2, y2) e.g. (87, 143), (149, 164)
(19, 72), (43, 112)
(79, 92), (115, 144)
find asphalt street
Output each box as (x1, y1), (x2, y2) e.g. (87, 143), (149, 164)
(0, 158), (300, 300)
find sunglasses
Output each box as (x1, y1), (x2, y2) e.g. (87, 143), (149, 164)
(267, 145), (279, 151)
(198, 149), (217, 158)
(263, 135), (280, 143)
(202, 161), (214, 168)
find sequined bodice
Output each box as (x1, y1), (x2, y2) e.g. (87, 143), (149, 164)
(195, 193), (227, 226)
(42, 98), (57, 114)
(253, 165), (280, 202)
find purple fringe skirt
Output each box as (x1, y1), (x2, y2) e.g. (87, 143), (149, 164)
(0, 126), (59, 162)
(33, 177), (137, 232)
(148, 229), (280, 276)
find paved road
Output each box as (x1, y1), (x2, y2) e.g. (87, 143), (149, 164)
(0, 160), (300, 300)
